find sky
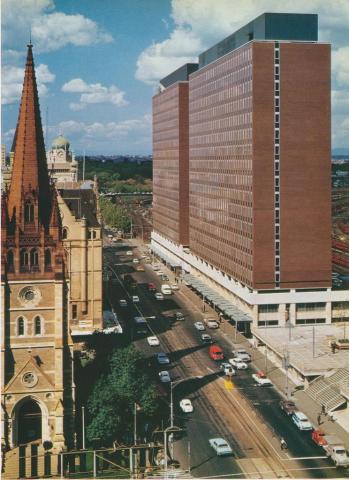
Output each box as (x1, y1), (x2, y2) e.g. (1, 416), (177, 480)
(2, 0), (349, 155)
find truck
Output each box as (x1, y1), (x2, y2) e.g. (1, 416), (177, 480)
(312, 429), (349, 467)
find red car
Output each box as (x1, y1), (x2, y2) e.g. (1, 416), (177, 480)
(209, 345), (224, 361)
(148, 282), (156, 291)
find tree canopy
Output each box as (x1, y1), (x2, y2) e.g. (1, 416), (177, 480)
(86, 345), (160, 445)
(100, 197), (131, 232)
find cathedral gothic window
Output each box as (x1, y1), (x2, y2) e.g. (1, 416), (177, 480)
(24, 201), (34, 223)
(62, 228), (68, 239)
(45, 249), (51, 269)
(34, 316), (42, 335)
(20, 249), (29, 268)
(30, 249), (39, 268)
(17, 317), (25, 336)
(7, 250), (14, 271)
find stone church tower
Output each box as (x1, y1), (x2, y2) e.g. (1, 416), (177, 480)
(1, 44), (74, 452)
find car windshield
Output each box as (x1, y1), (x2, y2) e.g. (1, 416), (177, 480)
(217, 441), (228, 447)
(300, 418), (308, 422)
(336, 449), (346, 455)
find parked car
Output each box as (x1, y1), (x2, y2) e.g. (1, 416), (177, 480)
(135, 265), (145, 272)
(209, 438), (233, 456)
(148, 282), (156, 291)
(171, 284), (179, 291)
(161, 274), (170, 281)
(156, 352), (170, 365)
(235, 349), (251, 362)
(292, 411), (313, 431)
(204, 318), (219, 329)
(119, 299), (128, 307)
(220, 363), (236, 376)
(175, 312), (185, 321)
(152, 264), (160, 271)
(209, 345), (224, 361)
(133, 258), (139, 264)
(132, 295), (140, 303)
(229, 358), (248, 370)
(201, 333), (213, 344)
(194, 321), (205, 331)
(279, 400), (297, 416)
(156, 270), (164, 277)
(252, 371), (272, 386)
(147, 336), (160, 347)
(155, 292), (164, 301)
(159, 371), (171, 383)
(126, 250), (133, 256)
(179, 399), (193, 413)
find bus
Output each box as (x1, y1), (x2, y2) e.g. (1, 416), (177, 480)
(124, 274), (137, 290)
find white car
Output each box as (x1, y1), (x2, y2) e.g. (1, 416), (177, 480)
(235, 349), (251, 362)
(209, 438), (233, 456)
(159, 371), (171, 383)
(133, 258), (139, 264)
(175, 312), (185, 321)
(156, 270), (164, 276)
(252, 371), (272, 386)
(179, 399), (193, 413)
(220, 363), (236, 376)
(132, 295), (140, 303)
(205, 319), (219, 329)
(147, 336), (160, 347)
(156, 353), (170, 365)
(229, 358), (248, 370)
(155, 292), (164, 301)
(194, 321), (205, 331)
(171, 284), (179, 291)
(292, 411), (313, 431)
(126, 250), (133, 256)
(119, 299), (128, 307)
(152, 264), (160, 271)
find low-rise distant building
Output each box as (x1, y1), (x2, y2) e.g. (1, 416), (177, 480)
(47, 135), (78, 184)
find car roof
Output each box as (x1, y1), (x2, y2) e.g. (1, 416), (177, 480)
(294, 411), (307, 419)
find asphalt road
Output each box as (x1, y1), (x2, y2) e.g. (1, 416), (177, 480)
(102, 240), (348, 479)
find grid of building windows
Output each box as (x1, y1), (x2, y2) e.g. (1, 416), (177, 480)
(189, 44), (253, 286)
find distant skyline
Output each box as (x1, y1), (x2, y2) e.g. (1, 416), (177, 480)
(2, 0), (349, 155)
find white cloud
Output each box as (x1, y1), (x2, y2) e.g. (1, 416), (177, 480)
(40, 115), (152, 153)
(136, 0), (349, 86)
(333, 47), (349, 88)
(62, 78), (128, 110)
(2, 0), (113, 54)
(56, 115), (151, 141)
(1, 64), (55, 105)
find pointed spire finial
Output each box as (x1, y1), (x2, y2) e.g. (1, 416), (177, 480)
(28, 26), (32, 47)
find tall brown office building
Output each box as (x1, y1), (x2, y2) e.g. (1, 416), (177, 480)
(153, 64), (198, 247)
(153, 13), (331, 291)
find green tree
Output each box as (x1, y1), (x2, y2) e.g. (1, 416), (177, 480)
(86, 346), (160, 445)
(100, 197), (131, 232)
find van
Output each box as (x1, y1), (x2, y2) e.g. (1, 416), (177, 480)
(161, 284), (172, 295)
(209, 345), (224, 361)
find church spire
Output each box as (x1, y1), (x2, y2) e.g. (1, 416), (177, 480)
(7, 43), (52, 229)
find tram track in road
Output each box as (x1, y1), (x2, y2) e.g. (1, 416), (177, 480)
(155, 319), (292, 478)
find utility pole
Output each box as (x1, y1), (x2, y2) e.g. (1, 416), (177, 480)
(284, 349), (290, 399)
(82, 406), (85, 449)
(83, 150), (86, 181)
(313, 325), (315, 358)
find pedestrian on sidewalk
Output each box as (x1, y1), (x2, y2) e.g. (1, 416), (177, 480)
(317, 413), (322, 425)
(280, 438), (287, 450)
(321, 404), (326, 415)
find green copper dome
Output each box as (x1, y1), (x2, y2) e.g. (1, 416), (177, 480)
(52, 135), (70, 149)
